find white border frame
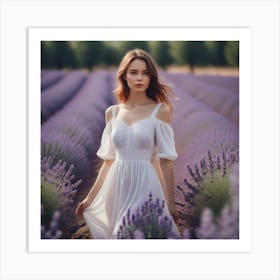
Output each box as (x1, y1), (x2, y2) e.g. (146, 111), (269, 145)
(28, 27), (252, 253)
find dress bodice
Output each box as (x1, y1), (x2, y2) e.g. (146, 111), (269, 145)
(96, 103), (178, 162)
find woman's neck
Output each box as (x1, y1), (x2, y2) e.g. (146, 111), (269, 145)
(123, 92), (155, 107)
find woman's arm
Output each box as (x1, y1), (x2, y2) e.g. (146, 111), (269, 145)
(75, 106), (115, 216)
(159, 159), (178, 223)
(155, 103), (178, 223)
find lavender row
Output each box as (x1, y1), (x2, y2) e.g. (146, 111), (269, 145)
(41, 70), (87, 122)
(161, 74), (238, 152)
(168, 77), (238, 178)
(165, 73), (239, 126)
(41, 69), (52, 78)
(161, 73), (239, 174)
(41, 70), (116, 191)
(41, 70), (65, 91)
(195, 74), (239, 94)
(160, 75), (239, 236)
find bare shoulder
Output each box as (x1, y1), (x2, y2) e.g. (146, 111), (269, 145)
(105, 104), (118, 123)
(156, 103), (172, 123)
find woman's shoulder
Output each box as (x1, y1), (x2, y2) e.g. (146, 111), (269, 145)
(105, 104), (119, 123)
(156, 103), (171, 123)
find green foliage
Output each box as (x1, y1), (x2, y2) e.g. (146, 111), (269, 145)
(192, 169), (231, 222)
(41, 178), (76, 238)
(74, 41), (105, 69)
(41, 41), (55, 69)
(41, 179), (62, 226)
(41, 157), (83, 238)
(41, 41), (77, 69)
(205, 41), (228, 66)
(149, 41), (174, 69)
(171, 41), (209, 71)
(224, 41), (239, 67)
(102, 43), (121, 66)
(41, 41), (239, 70)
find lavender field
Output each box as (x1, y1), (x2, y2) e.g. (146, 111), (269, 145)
(41, 69), (239, 239)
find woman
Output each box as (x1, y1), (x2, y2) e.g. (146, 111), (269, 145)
(75, 48), (180, 239)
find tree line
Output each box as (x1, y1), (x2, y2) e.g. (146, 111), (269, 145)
(41, 41), (239, 71)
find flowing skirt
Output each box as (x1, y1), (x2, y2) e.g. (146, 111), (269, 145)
(83, 159), (180, 239)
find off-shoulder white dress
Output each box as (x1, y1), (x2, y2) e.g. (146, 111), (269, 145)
(83, 102), (180, 239)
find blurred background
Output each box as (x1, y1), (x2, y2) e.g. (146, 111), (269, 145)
(41, 41), (239, 74)
(41, 41), (239, 240)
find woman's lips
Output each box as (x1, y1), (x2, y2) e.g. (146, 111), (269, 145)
(135, 84), (144, 87)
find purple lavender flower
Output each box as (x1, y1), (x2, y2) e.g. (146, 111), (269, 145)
(41, 209), (63, 239)
(134, 230), (144, 239)
(41, 156), (82, 239)
(117, 192), (178, 239)
(176, 149), (239, 237)
(195, 208), (218, 239)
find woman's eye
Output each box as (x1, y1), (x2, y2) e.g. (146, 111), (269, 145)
(128, 71), (149, 76)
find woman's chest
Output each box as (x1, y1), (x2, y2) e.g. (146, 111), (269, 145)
(111, 118), (156, 149)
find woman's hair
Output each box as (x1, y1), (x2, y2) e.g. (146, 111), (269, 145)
(113, 48), (176, 112)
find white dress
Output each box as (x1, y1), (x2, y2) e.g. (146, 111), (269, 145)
(83, 102), (181, 239)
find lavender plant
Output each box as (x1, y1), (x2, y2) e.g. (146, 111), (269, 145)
(41, 206), (63, 239)
(176, 149), (239, 237)
(195, 163), (239, 239)
(161, 71), (239, 161)
(41, 155), (82, 238)
(117, 192), (178, 239)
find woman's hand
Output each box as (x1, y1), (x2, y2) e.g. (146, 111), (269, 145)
(75, 197), (92, 216)
(75, 160), (114, 217)
(168, 202), (179, 224)
(165, 203), (179, 224)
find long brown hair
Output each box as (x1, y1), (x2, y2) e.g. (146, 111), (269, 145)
(113, 48), (176, 112)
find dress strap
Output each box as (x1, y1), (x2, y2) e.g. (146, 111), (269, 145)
(150, 103), (163, 118)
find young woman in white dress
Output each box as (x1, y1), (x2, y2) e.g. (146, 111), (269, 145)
(75, 49), (180, 239)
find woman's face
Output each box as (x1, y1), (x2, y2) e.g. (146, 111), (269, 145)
(125, 59), (151, 93)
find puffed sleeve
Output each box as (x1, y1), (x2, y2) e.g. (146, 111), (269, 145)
(155, 121), (178, 160)
(96, 120), (116, 160)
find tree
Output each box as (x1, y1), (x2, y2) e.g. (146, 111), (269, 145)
(102, 43), (121, 66)
(52, 41), (77, 69)
(117, 41), (150, 57)
(76, 41), (105, 70)
(224, 41), (239, 67)
(41, 41), (55, 69)
(171, 41), (208, 72)
(205, 41), (228, 66)
(41, 41), (77, 69)
(150, 41), (173, 69)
